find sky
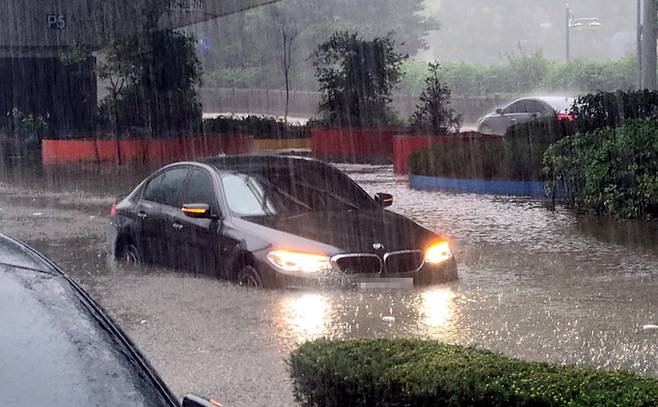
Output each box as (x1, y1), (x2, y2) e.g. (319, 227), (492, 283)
(420, 0), (637, 64)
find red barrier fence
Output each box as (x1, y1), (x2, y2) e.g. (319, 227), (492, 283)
(311, 128), (405, 162)
(42, 134), (253, 165)
(393, 132), (503, 174)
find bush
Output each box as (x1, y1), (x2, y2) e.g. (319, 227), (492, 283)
(409, 118), (572, 181)
(202, 115), (309, 139)
(544, 118), (658, 219)
(290, 339), (658, 407)
(570, 90), (658, 134)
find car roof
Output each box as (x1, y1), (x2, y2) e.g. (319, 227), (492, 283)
(0, 233), (177, 407)
(513, 96), (575, 112)
(200, 154), (325, 171)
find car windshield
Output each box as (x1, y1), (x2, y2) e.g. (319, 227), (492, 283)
(4, 1), (658, 406)
(543, 97), (575, 112)
(220, 168), (374, 217)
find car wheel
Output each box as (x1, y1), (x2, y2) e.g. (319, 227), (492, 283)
(236, 265), (264, 289)
(118, 243), (142, 265)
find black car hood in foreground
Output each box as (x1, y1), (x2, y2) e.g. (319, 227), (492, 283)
(246, 209), (438, 253)
(0, 235), (175, 406)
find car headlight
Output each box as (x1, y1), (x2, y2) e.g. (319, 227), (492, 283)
(266, 250), (332, 273)
(424, 241), (452, 265)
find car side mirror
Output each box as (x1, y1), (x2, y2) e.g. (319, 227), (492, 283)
(495, 108), (503, 115)
(181, 393), (223, 407)
(375, 193), (393, 207)
(182, 203), (214, 219)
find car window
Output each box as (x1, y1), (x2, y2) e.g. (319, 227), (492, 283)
(525, 100), (547, 113)
(504, 101), (525, 114)
(183, 169), (217, 209)
(142, 173), (165, 203)
(143, 167), (188, 207)
(221, 173), (279, 217)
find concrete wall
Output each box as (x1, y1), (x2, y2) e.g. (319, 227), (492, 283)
(199, 88), (510, 124)
(0, 0), (279, 55)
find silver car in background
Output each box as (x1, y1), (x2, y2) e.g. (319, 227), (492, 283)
(477, 96), (575, 135)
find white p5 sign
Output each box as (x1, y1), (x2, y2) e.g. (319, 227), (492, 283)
(47, 14), (66, 30)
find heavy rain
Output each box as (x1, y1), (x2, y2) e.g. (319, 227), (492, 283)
(2, 1), (658, 407)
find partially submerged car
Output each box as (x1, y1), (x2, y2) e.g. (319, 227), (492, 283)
(108, 155), (457, 288)
(0, 232), (221, 407)
(477, 96), (575, 135)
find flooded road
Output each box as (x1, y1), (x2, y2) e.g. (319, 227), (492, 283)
(2, 163), (658, 406)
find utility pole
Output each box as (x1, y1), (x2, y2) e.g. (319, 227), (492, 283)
(566, 6), (571, 62)
(641, 0), (657, 89)
(638, 0), (643, 89)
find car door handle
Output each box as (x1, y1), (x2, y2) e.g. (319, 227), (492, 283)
(137, 211), (148, 219)
(172, 223), (183, 231)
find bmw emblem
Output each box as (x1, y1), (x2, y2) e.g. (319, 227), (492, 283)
(372, 242), (385, 251)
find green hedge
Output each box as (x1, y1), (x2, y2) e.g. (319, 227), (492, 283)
(202, 115), (309, 139)
(289, 339), (658, 407)
(409, 118), (572, 181)
(571, 90), (658, 134)
(544, 118), (658, 219)
(398, 53), (637, 97)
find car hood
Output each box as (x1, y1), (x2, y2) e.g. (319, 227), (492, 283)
(245, 209), (438, 254)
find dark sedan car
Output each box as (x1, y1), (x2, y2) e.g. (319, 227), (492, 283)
(0, 232), (220, 407)
(108, 155), (457, 288)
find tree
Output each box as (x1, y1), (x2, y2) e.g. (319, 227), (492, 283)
(411, 62), (462, 135)
(312, 32), (407, 127)
(266, 8), (300, 125)
(192, 0), (436, 90)
(98, 40), (139, 164)
(97, 30), (202, 137)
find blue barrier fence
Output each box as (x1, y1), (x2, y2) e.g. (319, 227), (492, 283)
(410, 174), (567, 199)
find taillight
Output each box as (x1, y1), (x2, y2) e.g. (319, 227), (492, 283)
(557, 113), (575, 121)
(110, 203), (117, 218)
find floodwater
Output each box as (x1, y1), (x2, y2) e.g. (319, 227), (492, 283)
(1, 162), (658, 407)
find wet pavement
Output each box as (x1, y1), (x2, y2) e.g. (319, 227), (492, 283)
(2, 162), (658, 406)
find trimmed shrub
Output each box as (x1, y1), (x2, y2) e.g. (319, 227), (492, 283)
(289, 338), (658, 407)
(409, 118), (572, 181)
(544, 118), (658, 219)
(202, 116), (309, 139)
(571, 90), (658, 134)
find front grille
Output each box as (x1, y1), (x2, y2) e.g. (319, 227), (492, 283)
(384, 250), (424, 274)
(332, 254), (382, 274)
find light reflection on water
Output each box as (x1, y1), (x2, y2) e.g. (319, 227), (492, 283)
(421, 287), (456, 329)
(278, 293), (330, 341)
(273, 286), (460, 348)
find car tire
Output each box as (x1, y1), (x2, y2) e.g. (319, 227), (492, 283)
(118, 242), (142, 265)
(236, 265), (264, 289)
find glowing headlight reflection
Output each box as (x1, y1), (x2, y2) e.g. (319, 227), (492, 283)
(422, 288), (456, 328)
(267, 250), (332, 273)
(279, 293), (330, 341)
(424, 241), (452, 265)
